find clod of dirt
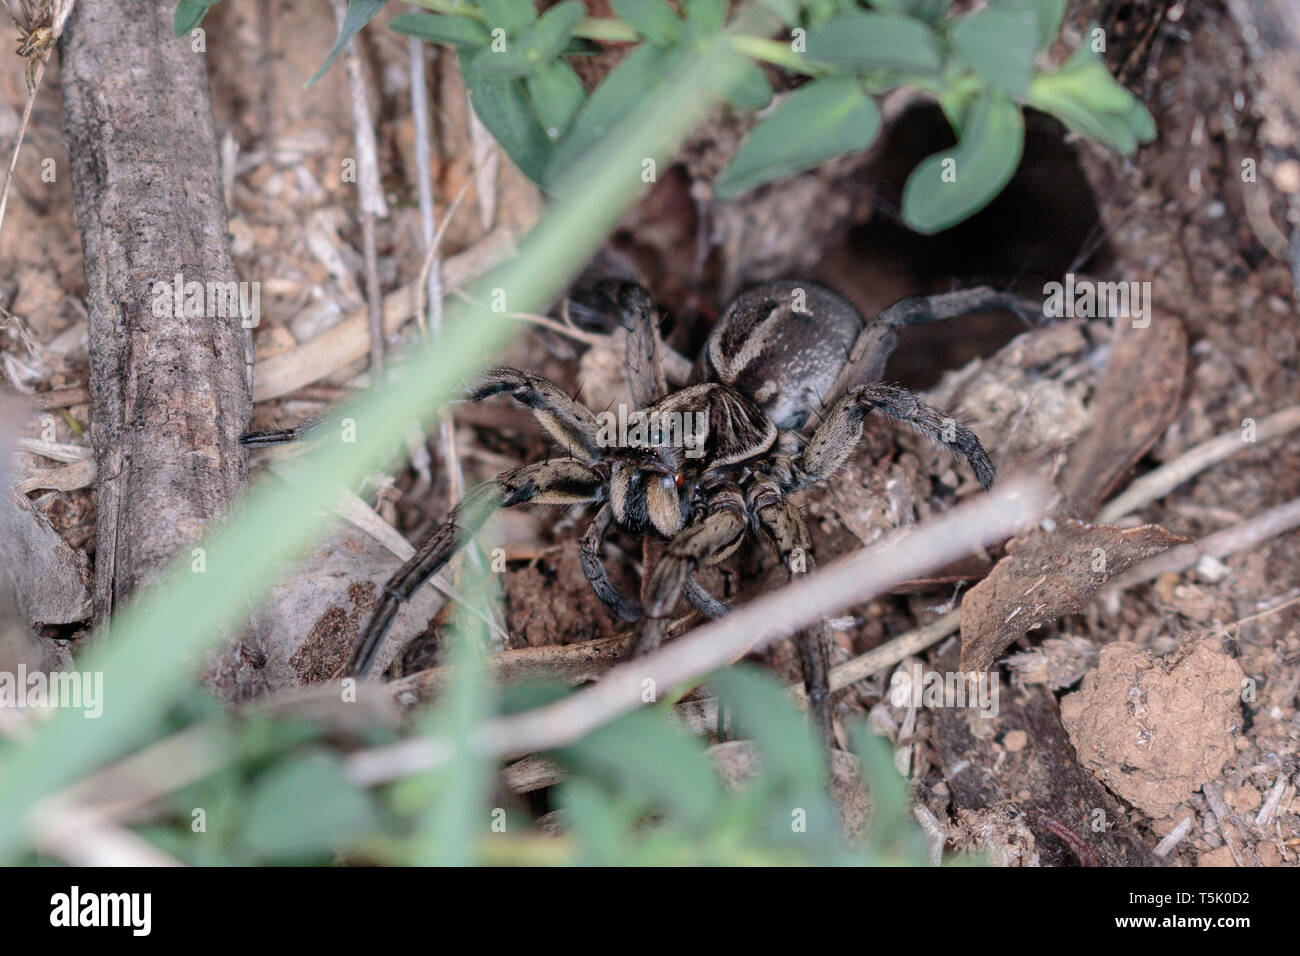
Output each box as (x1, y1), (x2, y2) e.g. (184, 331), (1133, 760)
(1060, 636), (1246, 818)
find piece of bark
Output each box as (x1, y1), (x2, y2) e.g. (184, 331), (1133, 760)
(1056, 313), (1187, 520)
(61, 2), (251, 625)
(959, 520), (1187, 672)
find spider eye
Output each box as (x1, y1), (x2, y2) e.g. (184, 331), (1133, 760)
(674, 473), (684, 488)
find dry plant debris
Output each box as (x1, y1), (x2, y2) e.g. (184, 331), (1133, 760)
(959, 519), (1187, 673)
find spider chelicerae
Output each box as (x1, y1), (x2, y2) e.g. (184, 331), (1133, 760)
(245, 280), (1034, 747)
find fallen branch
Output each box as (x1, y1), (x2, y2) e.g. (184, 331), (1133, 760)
(63, 0), (251, 625)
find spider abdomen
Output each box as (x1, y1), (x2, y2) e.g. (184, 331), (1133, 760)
(703, 281), (864, 431)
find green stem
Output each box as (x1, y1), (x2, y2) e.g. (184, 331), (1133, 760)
(729, 34), (828, 75)
(574, 16), (639, 43)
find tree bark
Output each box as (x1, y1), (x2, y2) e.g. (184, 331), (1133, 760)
(60, 1), (250, 626)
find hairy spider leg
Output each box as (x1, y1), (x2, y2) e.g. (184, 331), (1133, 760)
(631, 485), (748, 658)
(813, 286), (1043, 429)
(346, 458), (605, 676)
(798, 383), (996, 491)
(750, 481), (834, 752)
(470, 367), (603, 460)
(580, 504), (642, 623)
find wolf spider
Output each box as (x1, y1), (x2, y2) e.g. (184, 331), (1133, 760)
(246, 280), (1031, 747)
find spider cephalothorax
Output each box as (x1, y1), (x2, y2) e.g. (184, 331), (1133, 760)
(244, 280), (1031, 747)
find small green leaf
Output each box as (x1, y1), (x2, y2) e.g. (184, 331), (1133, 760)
(470, 0), (585, 77)
(307, 0), (388, 88)
(239, 753), (376, 860)
(526, 60), (586, 141)
(479, 0), (536, 36)
(805, 10), (944, 73)
(1026, 45), (1155, 155)
(611, 0), (682, 46)
(389, 12), (492, 50)
(683, 0), (728, 32)
(992, 0), (1066, 50)
(756, 0), (802, 26)
(556, 709), (721, 828)
(711, 56), (773, 110)
(463, 59), (555, 184)
(849, 723), (921, 859)
(951, 9), (1039, 99)
(1036, 44), (1138, 114)
(172, 0), (221, 37)
(544, 44), (680, 187)
(711, 666), (824, 786)
(901, 90), (1025, 234)
(558, 778), (635, 865)
(868, 0), (950, 21)
(715, 76), (882, 198)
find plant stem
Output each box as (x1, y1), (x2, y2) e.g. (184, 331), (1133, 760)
(729, 34), (825, 74)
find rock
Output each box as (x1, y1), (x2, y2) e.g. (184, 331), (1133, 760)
(1060, 635), (1245, 817)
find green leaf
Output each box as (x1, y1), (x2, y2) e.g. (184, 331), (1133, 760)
(756, 0), (803, 26)
(239, 753), (376, 860)
(558, 778), (635, 865)
(479, 0), (536, 36)
(1026, 45), (1155, 155)
(556, 709), (721, 828)
(413, 590), (494, 867)
(526, 60), (586, 140)
(902, 90), (1024, 234)
(805, 10), (944, 73)
(715, 76), (882, 198)
(307, 0), (388, 88)
(867, 0), (951, 24)
(712, 56), (773, 110)
(0, 33), (734, 864)
(992, 0), (1065, 50)
(172, 0), (222, 37)
(463, 58), (555, 183)
(683, 0), (728, 32)
(951, 9), (1039, 99)
(710, 666), (824, 786)
(611, 0), (682, 46)
(543, 44), (680, 187)
(848, 723), (914, 859)
(470, 1), (584, 78)
(1035, 44), (1138, 114)
(389, 12), (492, 50)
